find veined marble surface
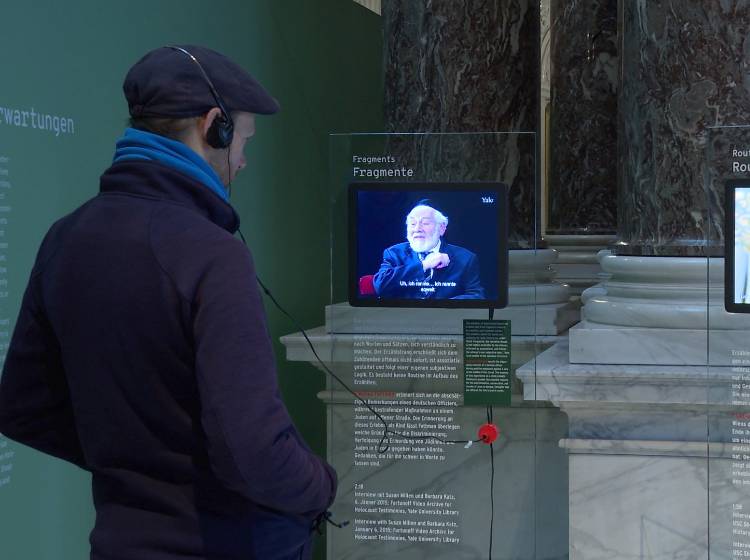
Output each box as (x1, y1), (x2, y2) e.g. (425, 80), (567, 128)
(280, 319), (570, 557)
(572, 254), (750, 365)
(325, 302), (578, 337)
(281, 326), (560, 396)
(517, 340), (750, 445)
(540, 0), (551, 233)
(548, 0), (617, 234)
(568, 321), (750, 366)
(383, 0), (538, 135)
(518, 340), (736, 413)
(518, 340), (747, 559)
(569, 453), (713, 559)
(564, 439), (744, 560)
(544, 235), (614, 295)
(590, 254), (719, 297)
(325, 396), (569, 560)
(618, 0), (750, 255)
(382, 0), (540, 246)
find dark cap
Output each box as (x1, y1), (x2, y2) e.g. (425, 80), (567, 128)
(412, 198), (442, 213)
(123, 45), (280, 118)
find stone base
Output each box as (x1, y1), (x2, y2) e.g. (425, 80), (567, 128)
(572, 254), (750, 366)
(517, 341), (733, 412)
(323, 392), (569, 560)
(554, 263), (604, 295)
(282, 326), (560, 367)
(281, 326), (562, 396)
(517, 341), (743, 559)
(565, 439), (734, 560)
(568, 320), (749, 366)
(326, 301), (580, 336)
(544, 235), (615, 296)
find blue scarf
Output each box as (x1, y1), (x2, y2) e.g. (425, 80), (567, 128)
(113, 127), (228, 202)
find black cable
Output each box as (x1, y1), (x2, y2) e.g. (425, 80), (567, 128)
(236, 229), (483, 454)
(237, 239), (499, 556)
(487, 307), (495, 560)
(489, 435), (495, 559)
(487, 405), (495, 560)
(225, 141), (232, 199)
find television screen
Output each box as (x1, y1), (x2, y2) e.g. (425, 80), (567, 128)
(349, 182), (508, 308)
(727, 180), (750, 312)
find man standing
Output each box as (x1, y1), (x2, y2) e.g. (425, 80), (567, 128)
(0, 45), (335, 559)
(373, 203), (485, 300)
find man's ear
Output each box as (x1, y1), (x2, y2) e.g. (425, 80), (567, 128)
(439, 223), (447, 236)
(199, 108), (224, 142)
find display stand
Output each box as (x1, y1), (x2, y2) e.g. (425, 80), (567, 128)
(282, 132), (573, 559)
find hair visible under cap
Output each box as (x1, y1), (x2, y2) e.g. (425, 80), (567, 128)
(128, 116), (199, 142)
(406, 204), (449, 227)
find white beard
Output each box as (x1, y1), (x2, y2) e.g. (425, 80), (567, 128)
(408, 231), (440, 253)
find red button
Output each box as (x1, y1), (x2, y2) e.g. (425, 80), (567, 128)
(478, 423), (499, 444)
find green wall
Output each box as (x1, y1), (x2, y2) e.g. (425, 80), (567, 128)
(0, 2), (382, 558)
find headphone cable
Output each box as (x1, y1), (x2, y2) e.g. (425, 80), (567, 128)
(238, 229), (497, 560)
(237, 229), (482, 453)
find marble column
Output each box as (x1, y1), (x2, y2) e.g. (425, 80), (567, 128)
(378, 1), (574, 328)
(573, 1), (750, 362)
(544, 0), (618, 294)
(379, 1), (574, 325)
(547, 0), (617, 237)
(382, 0), (539, 247)
(518, 3), (750, 558)
(618, 0), (750, 256)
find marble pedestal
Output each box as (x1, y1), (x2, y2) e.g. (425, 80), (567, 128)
(322, 392), (569, 560)
(566, 443), (716, 560)
(281, 328), (570, 559)
(544, 235), (615, 297)
(280, 248), (578, 558)
(514, 253), (750, 559)
(569, 321), (750, 366)
(572, 254), (750, 365)
(282, 300), (573, 558)
(326, 301), (578, 337)
(517, 338), (745, 559)
(281, 326), (558, 377)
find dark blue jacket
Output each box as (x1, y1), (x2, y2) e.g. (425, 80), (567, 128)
(373, 241), (485, 300)
(0, 161), (336, 559)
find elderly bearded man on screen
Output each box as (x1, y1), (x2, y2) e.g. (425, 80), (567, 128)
(373, 203), (485, 299)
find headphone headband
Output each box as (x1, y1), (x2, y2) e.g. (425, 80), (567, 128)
(165, 45), (234, 149)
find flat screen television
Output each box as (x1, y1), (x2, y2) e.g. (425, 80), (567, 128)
(349, 182), (508, 309)
(726, 179), (750, 313)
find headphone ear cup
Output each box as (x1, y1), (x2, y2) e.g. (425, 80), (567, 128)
(206, 113), (234, 149)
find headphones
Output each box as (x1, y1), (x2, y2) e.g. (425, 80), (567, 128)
(165, 45), (234, 149)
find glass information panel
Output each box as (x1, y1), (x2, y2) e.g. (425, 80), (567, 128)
(707, 125), (750, 559)
(321, 133), (570, 559)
